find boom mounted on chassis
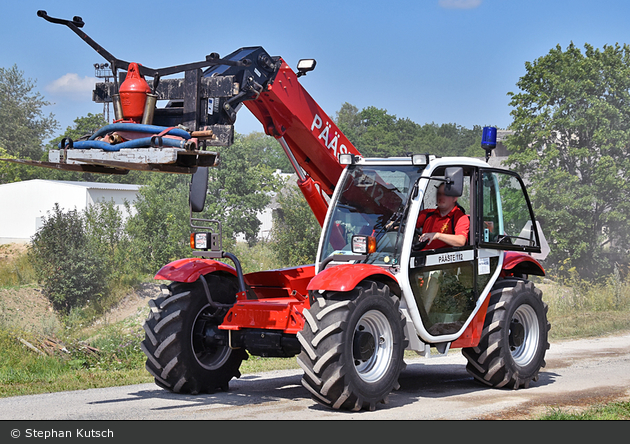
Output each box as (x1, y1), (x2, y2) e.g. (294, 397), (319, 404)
(5, 11), (551, 411)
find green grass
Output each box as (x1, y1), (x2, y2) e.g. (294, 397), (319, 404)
(0, 249), (36, 288)
(539, 273), (630, 340)
(538, 401), (630, 420)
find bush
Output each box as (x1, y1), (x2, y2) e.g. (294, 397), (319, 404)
(29, 204), (108, 314)
(84, 200), (139, 287)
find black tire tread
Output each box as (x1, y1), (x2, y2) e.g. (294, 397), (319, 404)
(141, 276), (246, 394)
(297, 281), (407, 411)
(462, 278), (550, 389)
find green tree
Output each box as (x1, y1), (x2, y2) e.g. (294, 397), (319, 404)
(205, 133), (284, 245)
(240, 132), (292, 173)
(84, 200), (135, 285)
(0, 147), (37, 184)
(125, 173), (190, 274)
(506, 42), (630, 280)
(29, 204), (108, 314)
(335, 102), (484, 158)
(335, 102), (364, 145)
(0, 65), (58, 160)
(271, 184), (320, 266)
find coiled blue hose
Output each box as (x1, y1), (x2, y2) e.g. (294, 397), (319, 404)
(68, 137), (186, 151)
(88, 123), (191, 140)
(57, 123), (191, 151)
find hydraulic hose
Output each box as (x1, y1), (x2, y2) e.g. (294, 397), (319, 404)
(61, 137), (186, 151)
(87, 123), (191, 140)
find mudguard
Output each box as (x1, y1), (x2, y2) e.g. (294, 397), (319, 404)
(307, 263), (400, 293)
(501, 251), (545, 277)
(154, 258), (236, 283)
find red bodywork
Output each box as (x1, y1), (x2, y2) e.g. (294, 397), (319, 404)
(244, 59), (361, 226)
(155, 257), (237, 282)
(156, 259), (315, 334)
(501, 251), (545, 277)
(451, 296), (491, 349)
(306, 263), (399, 293)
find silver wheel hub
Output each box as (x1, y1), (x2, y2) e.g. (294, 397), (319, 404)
(352, 309), (393, 383)
(509, 304), (539, 366)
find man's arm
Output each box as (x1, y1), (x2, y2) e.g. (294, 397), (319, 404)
(419, 214), (469, 247)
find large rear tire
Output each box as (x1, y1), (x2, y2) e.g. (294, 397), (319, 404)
(297, 281), (407, 411)
(462, 278), (550, 389)
(141, 273), (247, 394)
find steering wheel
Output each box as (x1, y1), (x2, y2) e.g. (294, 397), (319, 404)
(412, 228), (428, 251)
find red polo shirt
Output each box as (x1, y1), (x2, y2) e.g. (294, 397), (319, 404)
(416, 205), (469, 250)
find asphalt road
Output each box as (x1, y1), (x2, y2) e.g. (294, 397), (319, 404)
(1, 333), (629, 421)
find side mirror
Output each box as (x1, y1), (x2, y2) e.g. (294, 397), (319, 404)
(189, 167), (209, 212)
(443, 167), (464, 197)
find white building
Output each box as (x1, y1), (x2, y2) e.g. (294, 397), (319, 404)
(0, 180), (141, 244)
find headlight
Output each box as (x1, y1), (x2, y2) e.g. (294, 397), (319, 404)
(352, 235), (376, 254)
(191, 232), (209, 250)
(338, 153), (356, 165)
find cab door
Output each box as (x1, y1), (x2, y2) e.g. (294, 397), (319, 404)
(478, 169), (542, 253)
(474, 168), (543, 298)
(407, 167), (478, 338)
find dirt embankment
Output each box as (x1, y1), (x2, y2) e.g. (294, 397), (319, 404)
(0, 280), (161, 335)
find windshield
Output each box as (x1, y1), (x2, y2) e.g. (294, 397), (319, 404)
(320, 165), (425, 267)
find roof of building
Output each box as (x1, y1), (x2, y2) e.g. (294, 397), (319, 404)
(0, 179), (141, 191)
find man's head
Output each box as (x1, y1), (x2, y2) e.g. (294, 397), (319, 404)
(436, 183), (458, 216)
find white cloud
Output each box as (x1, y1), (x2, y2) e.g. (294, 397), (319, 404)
(438, 0), (482, 9)
(46, 73), (97, 101)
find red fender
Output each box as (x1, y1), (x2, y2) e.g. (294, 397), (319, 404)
(307, 263), (399, 293)
(501, 251), (545, 277)
(154, 258), (236, 283)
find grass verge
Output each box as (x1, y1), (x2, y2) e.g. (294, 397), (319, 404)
(538, 401), (630, 420)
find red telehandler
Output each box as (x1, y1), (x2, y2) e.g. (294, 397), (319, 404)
(7, 11), (551, 411)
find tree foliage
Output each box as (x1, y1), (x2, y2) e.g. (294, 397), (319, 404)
(506, 42), (630, 280)
(0, 65), (58, 160)
(271, 183), (320, 266)
(125, 173), (191, 274)
(29, 204), (108, 314)
(205, 132), (284, 245)
(335, 102), (484, 158)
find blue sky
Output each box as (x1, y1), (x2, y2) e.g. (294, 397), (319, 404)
(3, 0), (630, 141)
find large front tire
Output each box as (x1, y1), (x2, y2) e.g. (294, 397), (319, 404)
(462, 279), (550, 389)
(141, 273), (247, 394)
(297, 281), (407, 411)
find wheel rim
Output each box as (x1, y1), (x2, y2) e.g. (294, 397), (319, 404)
(509, 304), (539, 367)
(352, 309), (393, 383)
(191, 305), (231, 370)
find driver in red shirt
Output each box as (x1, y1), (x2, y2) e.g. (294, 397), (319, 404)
(416, 183), (469, 250)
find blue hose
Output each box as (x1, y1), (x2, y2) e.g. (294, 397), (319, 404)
(88, 123), (191, 140)
(66, 137), (186, 152)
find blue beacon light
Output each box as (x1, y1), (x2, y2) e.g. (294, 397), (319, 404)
(481, 127), (497, 161)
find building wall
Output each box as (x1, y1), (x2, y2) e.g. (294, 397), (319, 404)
(87, 189), (138, 219)
(0, 180), (139, 244)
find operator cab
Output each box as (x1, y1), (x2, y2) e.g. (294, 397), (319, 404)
(316, 154), (543, 344)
